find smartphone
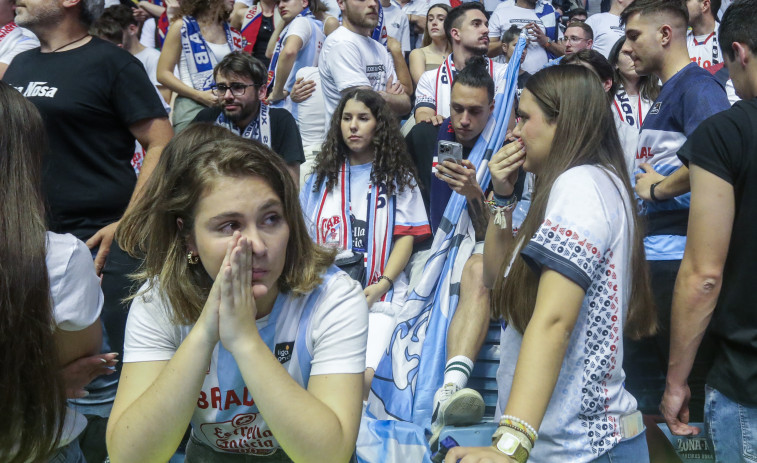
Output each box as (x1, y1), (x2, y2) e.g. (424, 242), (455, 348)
(438, 140), (463, 168)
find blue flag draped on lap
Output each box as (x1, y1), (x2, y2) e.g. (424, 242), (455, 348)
(357, 32), (528, 462)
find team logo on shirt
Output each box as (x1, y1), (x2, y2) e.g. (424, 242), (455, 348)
(274, 342), (294, 364)
(15, 82), (59, 98)
(649, 102), (662, 115)
(366, 64), (386, 73)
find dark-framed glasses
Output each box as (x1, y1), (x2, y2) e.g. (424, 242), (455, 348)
(211, 82), (256, 96)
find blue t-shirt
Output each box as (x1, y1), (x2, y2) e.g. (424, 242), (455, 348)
(634, 63), (730, 260)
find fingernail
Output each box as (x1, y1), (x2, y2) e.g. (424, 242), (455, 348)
(100, 358), (108, 363)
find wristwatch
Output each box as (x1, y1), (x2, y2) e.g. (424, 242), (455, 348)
(494, 432), (529, 463)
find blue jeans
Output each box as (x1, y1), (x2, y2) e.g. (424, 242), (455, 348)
(49, 439), (86, 463)
(705, 385), (757, 462)
(590, 431), (649, 463)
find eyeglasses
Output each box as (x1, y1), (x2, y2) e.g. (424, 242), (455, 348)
(562, 35), (588, 44)
(211, 82), (257, 96)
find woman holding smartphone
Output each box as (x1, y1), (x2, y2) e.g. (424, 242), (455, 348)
(301, 89), (431, 393)
(447, 65), (656, 463)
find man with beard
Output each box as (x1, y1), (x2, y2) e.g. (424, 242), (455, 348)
(319, 0), (411, 122)
(415, 3), (508, 125)
(194, 51), (305, 185)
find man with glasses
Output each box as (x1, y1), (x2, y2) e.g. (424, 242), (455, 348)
(194, 51), (305, 185)
(543, 20), (593, 66)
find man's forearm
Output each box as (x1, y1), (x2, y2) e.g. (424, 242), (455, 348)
(380, 92), (411, 116)
(467, 193), (490, 241)
(655, 165), (691, 200)
(667, 260), (719, 387)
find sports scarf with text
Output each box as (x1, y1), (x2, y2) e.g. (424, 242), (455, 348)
(266, 7), (317, 91)
(434, 54), (494, 116)
(301, 162), (396, 297)
(357, 32), (528, 463)
(215, 102), (272, 147)
(240, 4), (275, 53)
(180, 16), (242, 91)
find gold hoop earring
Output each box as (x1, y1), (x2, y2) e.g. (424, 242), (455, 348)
(187, 252), (199, 265)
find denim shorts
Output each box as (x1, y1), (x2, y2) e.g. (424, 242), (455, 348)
(590, 430), (650, 463)
(705, 385), (757, 462)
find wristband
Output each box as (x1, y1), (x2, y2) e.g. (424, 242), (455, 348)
(499, 415), (538, 443)
(650, 181), (662, 202)
(492, 191), (515, 204)
(378, 275), (394, 288)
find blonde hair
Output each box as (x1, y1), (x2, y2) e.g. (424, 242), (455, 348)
(117, 124), (335, 324)
(493, 66), (656, 340)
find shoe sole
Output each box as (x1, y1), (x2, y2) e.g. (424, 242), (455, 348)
(429, 390), (485, 451)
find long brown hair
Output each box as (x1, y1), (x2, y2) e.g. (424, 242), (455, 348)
(608, 37), (661, 102)
(180, 0), (231, 23)
(422, 3), (451, 47)
(313, 89), (418, 197)
(492, 66), (655, 340)
(117, 124), (334, 324)
(0, 83), (67, 462)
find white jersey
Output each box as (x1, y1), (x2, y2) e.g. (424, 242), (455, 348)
(319, 26), (397, 123)
(383, 0), (411, 53)
(584, 12), (624, 58)
(686, 28), (720, 73)
(489, 5), (552, 74)
(497, 165), (638, 462)
(277, 16), (325, 93)
(124, 268), (368, 455)
(293, 66), (327, 147)
(0, 23), (39, 67)
(415, 56), (508, 117)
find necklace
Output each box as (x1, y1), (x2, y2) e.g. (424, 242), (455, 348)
(51, 34), (89, 52)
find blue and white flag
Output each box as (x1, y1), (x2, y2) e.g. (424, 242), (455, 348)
(357, 32), (528, 462)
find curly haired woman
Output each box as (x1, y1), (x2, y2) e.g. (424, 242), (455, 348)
(300, 89), (431, 395)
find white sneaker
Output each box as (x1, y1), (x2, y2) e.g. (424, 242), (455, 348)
(428, 384), (485, 450)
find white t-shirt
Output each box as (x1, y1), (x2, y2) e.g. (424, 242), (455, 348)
(140, 18), (157, 49)
(294, 66), (327, 148)
(489, 5), (550, 74)
(319, 26), (397, 123)
(0, 25), (39, 66)
(497, 165), (638, 462)
(46, 232), (104, 446)
(584, 12), (624, 59)
(124, 269), (368, 455)
(414, 58), (508, 117)
(277, 16), (325, 93)
(134, 46), (162, 87)
(383, 0), (411, 53)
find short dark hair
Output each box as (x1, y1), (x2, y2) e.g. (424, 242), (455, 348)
(620, 0), (689, 27)
(444, 2), (487, 43)
(567, 7), (588, 18)
(561, 49), (617, 98)
(213, 51), (267, 87)
(89, 17), (123, 44)
(451, 55), (495, 101)
(708, 0), (721, 20)
(501, 25), (522, 44)
(100, 4), (138, 28)
(719, 0), (757, 60)
(565, 20), (594, 40)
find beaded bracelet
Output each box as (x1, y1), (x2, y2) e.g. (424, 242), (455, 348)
(500, 415), (538, 443)
(377, 275), (394, 288)
(497, 421), (535, 447)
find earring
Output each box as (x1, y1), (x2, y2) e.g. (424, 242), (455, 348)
(187, 252), (199, 265)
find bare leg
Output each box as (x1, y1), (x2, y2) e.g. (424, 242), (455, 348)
(447, 254), (490, 362)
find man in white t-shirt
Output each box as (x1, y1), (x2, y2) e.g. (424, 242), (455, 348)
(265, 0), (325, 105)
(415, 3), (508, 124)
(382, 0), (411, 53)
(585, 0), (628, 58)
(487, 0), (561, 74)
(319, 0), (411, 122)
(686, 0), (720, 71)
(0, 0), (39, 79)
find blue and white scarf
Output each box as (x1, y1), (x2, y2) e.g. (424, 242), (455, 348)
(180, 16), (241, 91)
(215, 102), (272, 148)
(357, 31), (528, 463)
(301, 162), (396, 299)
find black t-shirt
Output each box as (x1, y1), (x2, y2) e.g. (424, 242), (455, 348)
(193, 106), (305, 165)
(3, 38), (168, 241)
(252, 15), (274, 68)
(678, 97), (757, 406)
